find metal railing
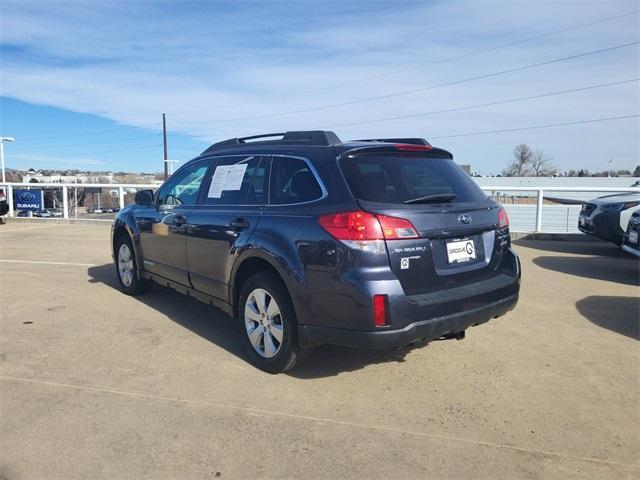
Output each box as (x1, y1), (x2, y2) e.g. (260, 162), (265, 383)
(0, 182), (156, 220)
(480, 186), (640, 232)
(1, 182), (639, 232)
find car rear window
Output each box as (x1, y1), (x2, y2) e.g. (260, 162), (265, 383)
(339, 154), (486, 204)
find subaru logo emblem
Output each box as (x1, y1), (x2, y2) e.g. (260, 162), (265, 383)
(21, 192), (36, 202)
(458, 214), (472, 224)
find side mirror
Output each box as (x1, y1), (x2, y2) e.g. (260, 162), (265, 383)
(135, 189), (154, 206)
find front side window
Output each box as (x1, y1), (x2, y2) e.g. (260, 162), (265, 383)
(270, 156), (323, 205)
(156, 160), (210, 206)
(202, 155), (267, 206)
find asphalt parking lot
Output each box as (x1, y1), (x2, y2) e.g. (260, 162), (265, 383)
(0, 222), (638, 479)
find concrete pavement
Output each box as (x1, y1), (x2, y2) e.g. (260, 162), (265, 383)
(0, 223), (638, 479)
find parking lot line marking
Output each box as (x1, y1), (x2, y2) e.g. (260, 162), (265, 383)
(0, 224), (57, 233)
(0, 259), (95, 267)
(0, 374), (636, 470)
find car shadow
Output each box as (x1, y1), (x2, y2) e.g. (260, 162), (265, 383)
(289, 342), (430, 379)
(532, 255), (639, 286)
(576, 296), (639, 340)
(88, 263), (249, 360)
(87, 264), (416, 378)
(513, 238), (629, 257)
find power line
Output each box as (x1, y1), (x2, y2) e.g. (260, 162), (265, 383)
(12, 133), (161, 151)
(315, 78), (639, 128)
(9, 121), (163, 141)
(22, 125), (160, 142)
(84, 143), (163, 155)
(429, 114), (639, 140)
(185, 41), (639, 124)
(186, 10), (638, 115)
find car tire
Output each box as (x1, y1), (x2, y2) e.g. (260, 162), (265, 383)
(238, 272), (308, 373)
(114, 234), (152, 295)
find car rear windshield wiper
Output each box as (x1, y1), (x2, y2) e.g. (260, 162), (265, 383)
(403, 193), (457, 204)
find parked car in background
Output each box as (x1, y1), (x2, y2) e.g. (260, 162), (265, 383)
(33, 210), (53, 218)
(0, 188), (8, 221)
(578, 193), (640, 245)
(47, 208), (63, 217)
(111, 130), (520, 373)
(621, 210), (640, 257)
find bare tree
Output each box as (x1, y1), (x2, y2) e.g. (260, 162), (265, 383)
(502, 144), (533, 177)
(530, 149), (557, 177)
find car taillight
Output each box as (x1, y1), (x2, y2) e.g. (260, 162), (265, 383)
(377, 215), (419, 239)
(317, 211), (383, 240)
(318, 211), (419, 253)
(373, 294), (388, 327)
(318, 211), (385, 253)
(498, 208), (509, 229)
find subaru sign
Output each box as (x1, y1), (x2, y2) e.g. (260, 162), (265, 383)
(15, 189), (44, 211)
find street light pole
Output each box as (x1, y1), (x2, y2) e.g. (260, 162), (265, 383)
(162, 113), (169, 180)
(0, 136), (16, 184)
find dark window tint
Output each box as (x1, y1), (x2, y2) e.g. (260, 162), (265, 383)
(202, 155), (267, 205)
(156, 160), (210, 206)
(270, 156), (323, 204)
(339, 154), (486, 204)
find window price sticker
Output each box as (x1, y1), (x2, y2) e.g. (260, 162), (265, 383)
(208, 164), (248, 198)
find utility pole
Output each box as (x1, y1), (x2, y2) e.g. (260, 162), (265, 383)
(162, 113), (169, 180)
(607, 158), (613, 178)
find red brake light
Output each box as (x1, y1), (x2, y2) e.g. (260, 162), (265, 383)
(377, 215), (419, 239)
(373, 294), (388, 327)
(394, 143), (433, 152)
(498, 208), (509, 228)
(318, 212), (419, 240)
(318, 211), (383, 240)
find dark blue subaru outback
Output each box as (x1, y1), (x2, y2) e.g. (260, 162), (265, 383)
(112, 131), (520, 372)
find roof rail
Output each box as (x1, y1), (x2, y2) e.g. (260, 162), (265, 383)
(353, 137), (431, 146)
(201, 130), (341, 155)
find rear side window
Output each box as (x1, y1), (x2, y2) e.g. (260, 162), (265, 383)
(339, 155), (486, 204)
(202, 155), (267, 205)
(270, 156), (323, 204)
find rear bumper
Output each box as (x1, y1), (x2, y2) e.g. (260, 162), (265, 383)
(302, 293), (518, 349)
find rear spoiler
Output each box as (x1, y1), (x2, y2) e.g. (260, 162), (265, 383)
(353, 137), (431, 146)
(339, 143), (453, 160)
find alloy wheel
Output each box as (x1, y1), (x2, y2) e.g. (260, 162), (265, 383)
(118, 243), (134, 287)
(244, 288), (284, 358)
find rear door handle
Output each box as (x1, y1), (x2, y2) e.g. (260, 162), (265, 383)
(173, 215), (187, 227)
(230, 218), (250, 230)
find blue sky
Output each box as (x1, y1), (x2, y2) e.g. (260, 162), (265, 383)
(0, 0), (638, 174)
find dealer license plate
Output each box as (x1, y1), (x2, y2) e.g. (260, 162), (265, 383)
(629, 230), (638, 245)
(446, 239), (476, 264)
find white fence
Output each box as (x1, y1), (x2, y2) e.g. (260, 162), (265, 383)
(480, 186), (640, 233)
(1, 182), (639, 233)
(474, 177), (639, 204)
(0, 182), (156, 221)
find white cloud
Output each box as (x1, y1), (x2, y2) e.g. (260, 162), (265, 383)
(1, 0), (638, 172)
